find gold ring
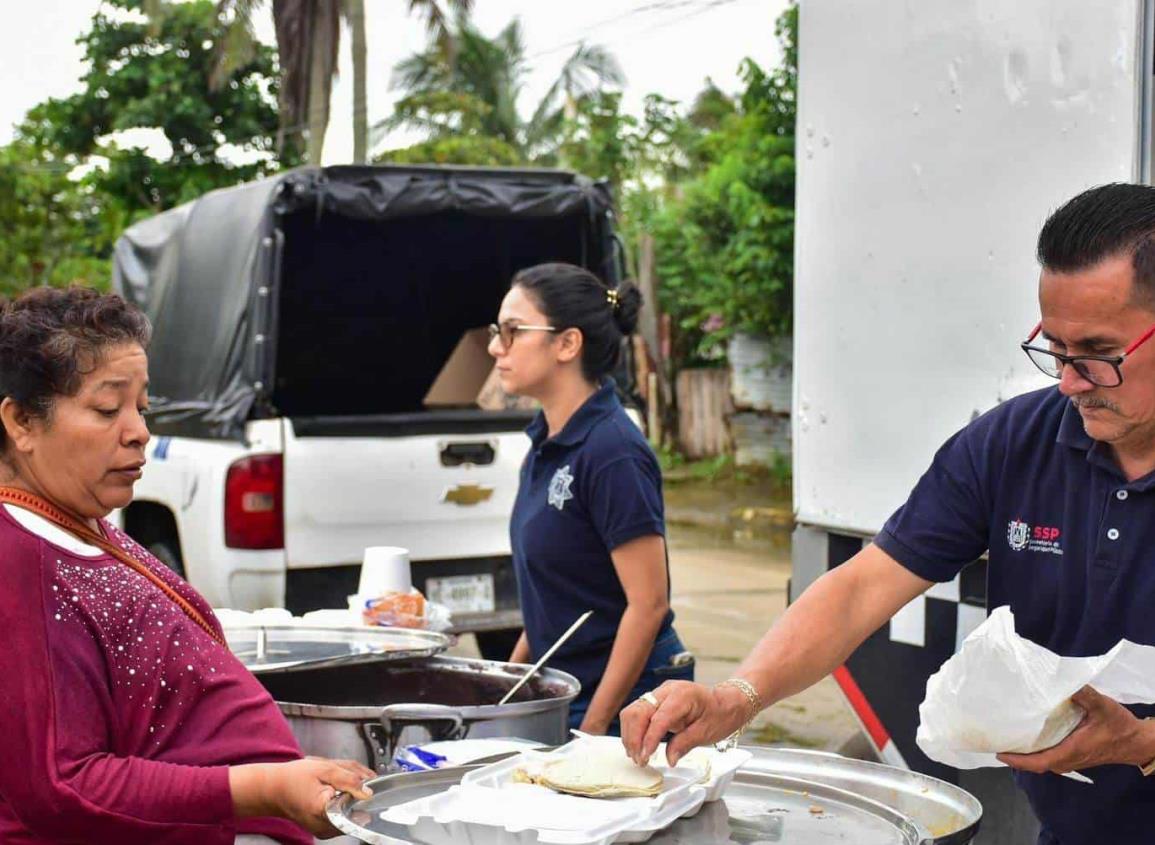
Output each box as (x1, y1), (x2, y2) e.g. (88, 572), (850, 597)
(640, 691), (660, 708)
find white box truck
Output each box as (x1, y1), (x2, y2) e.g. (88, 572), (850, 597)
(792, 1), (1155, 839)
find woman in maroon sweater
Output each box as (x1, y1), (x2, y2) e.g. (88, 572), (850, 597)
(0, 287), (373, 844)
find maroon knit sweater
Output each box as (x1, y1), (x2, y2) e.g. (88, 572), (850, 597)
(0, 506), (311, 844)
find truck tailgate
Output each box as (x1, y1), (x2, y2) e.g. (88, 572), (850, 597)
(281, 418), (528, 568)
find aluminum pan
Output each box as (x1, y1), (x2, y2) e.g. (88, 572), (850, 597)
(652, 770), (922, 844)
(329, 765), (485, 844)
(223, 624), (450, 674)
(742, 747), (982, 844)
(327, 757), (939, 844)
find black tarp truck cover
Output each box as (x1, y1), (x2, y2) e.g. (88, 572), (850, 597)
(113, 165), (617, 439)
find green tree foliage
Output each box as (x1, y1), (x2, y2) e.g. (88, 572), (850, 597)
(555, 91), (705, 200)
(0, 0), (293, 296)
(374, 92), (522, 165)
(555, 93), (639, 194)
(687, 79), (738, 133)
(648, 5), (797, 362)
(25, 0), (293, 216)
(0, 139), (110, 294)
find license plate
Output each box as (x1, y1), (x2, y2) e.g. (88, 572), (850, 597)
(426, 574), (496, 614)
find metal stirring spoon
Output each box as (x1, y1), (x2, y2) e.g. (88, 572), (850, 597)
(498, 610), (594, 705)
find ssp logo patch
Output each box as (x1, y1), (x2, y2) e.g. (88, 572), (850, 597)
(1007, 519), (1063, 555)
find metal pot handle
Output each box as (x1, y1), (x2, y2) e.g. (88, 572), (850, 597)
(363, 704), (469, 773)
(380, 703), (468, 741)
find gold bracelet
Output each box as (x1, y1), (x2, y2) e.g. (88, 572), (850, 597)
(713, 678), (762, 752)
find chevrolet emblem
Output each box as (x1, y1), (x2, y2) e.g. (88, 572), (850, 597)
(442, 483), (495, 506)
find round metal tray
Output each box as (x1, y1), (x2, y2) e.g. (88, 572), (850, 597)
(330, 764), (486, 845)
(223, 624), (450, 674)
(740, 747), (982, 845)
(327, 747), (980, 844)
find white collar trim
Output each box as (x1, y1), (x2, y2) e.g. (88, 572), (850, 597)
(4, 504), (104, 557)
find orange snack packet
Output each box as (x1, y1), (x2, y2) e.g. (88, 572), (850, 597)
(362, 590), (426, 628)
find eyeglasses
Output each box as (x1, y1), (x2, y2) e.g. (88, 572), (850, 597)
(1021, 321), (1155, 387)
(488, 321), (558, 350)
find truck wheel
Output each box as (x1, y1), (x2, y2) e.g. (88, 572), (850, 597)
(124, 503), (187, 580)
(475, 628), (523, 662)
(145, 538), (187, 580)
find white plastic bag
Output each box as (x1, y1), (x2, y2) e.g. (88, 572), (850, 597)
(916, 606), (1155, 772)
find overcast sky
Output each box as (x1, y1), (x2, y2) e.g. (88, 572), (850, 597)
(0, 0), (787, 164)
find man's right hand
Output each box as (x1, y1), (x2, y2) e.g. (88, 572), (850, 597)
(620, 680), (749, 766)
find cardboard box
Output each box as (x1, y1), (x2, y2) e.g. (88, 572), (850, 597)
(424, 328), (494, 407)
(424, 327), (537, 411)
(477, 365), (538, 412)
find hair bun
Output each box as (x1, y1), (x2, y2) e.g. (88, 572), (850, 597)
(611, 281), (643, 335)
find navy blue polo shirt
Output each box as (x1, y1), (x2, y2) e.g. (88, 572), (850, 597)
(877, 385), (1155, 844)
(511, 380), (675, 696)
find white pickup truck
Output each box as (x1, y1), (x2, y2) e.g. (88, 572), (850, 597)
(112, 164), (627, 656)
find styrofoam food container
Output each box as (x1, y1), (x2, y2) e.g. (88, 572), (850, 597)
(558, 733), (753, 804)
(382, 739), (709, 845)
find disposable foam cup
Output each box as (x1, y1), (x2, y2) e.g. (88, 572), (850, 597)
(358, 546), (412, 596)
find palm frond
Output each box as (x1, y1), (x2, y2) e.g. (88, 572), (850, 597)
(494, 18), (526, 71)
(529, 41), (624, 137)
(406, 0), (474, 59)
(525, 104), (566, 151)
(390, 50), (445, 92)
(528, 77), (564, 137)
(447, 0), (475, 20)
(406, 0), (446, 41)
(375, 110), (445, 136)
(558, 42), (625, 100)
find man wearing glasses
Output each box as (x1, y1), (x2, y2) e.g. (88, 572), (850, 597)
(621, 183), (1155, 845)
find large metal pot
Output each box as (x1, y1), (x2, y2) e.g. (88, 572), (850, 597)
(257, 655), (579, 773)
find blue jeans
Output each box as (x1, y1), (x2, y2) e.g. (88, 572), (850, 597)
(568, 629), (695, 736)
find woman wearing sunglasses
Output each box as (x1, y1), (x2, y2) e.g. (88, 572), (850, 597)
(488, 262), (693, 735)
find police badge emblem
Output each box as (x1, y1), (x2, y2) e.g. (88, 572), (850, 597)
(548, 465), (575, 511)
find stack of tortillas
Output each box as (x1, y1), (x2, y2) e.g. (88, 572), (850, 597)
(515, 748), (664, 798)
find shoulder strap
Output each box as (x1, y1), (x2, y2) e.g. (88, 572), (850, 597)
(0, 487), (225, 646)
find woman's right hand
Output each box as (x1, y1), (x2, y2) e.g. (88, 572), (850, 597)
(232, 757), (375, 837)
(620, 681), (750, 767)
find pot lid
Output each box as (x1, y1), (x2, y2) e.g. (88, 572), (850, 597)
(223, 623), (451, 674)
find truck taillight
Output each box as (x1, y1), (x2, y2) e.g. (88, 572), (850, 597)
(225, 454), (284, 549)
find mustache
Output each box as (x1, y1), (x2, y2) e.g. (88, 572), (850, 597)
(1071, 397), (1120, 413)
